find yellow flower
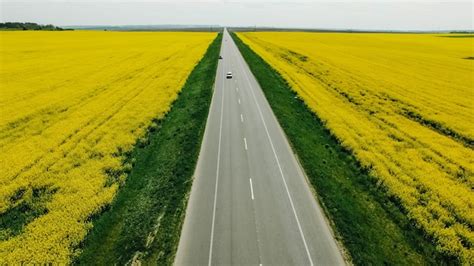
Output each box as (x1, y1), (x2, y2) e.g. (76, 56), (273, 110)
(0, 31), (216, 263)
(238, 31), (473, 264)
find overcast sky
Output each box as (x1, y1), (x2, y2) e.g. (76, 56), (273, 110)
(1, 1), (473, 30)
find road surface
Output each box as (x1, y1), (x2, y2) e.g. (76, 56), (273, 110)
(175, 29), (345, 265)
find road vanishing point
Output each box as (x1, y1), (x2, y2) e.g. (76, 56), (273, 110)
(175, 29), (345, 266)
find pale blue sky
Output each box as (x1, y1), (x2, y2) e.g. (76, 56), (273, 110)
(1, 1), (473, 30)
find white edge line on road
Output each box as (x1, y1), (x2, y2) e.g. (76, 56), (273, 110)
(240, 113), (244, 123)
(208, 52), (225, 266)
(244, 137), (248, 150)
(235, 43), (314, 266)
(249, 178), (255, 200)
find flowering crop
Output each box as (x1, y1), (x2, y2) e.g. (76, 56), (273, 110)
(0, 31), (216, 263)
(238, 32), (473, 263)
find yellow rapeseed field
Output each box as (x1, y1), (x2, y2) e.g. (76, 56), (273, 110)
(0, 31), (216, 263)
(238, 32), (473, 263)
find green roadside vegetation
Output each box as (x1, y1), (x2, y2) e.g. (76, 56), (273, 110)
(231, 32), (451, 265)
(77, 33), (222, 265)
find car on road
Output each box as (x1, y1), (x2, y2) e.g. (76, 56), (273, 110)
(219, 55), (223, 59)
(226, 72), (233, 79)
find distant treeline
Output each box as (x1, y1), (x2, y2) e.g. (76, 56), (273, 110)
(0, 22), (70, 31)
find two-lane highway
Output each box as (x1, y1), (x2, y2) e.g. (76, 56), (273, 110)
(175, 29), (345, 265)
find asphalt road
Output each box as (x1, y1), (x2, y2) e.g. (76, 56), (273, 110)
(175, 30), (345, 266)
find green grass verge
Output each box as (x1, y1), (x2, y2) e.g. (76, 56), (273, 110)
(231, 32), (452, 265)
(77, 33), (222, 265)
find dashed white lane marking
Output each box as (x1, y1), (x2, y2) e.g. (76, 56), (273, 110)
(249, 178), (255, 200)
(244, 137), (248, 150)
(238, 98), (241, 105)
(240, 114), (244, 123)
(236, 87), (239, 92)
(235, 45), (314, 266)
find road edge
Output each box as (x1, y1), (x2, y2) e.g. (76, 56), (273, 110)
(230, 32), (448, 265)
(76, 32), (223, 265)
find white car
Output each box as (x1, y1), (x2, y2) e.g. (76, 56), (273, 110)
(226, 72), (233, 79)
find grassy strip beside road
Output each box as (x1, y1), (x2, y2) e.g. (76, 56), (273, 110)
(231, 32), (449, 265)
(77, 33), (222, 265)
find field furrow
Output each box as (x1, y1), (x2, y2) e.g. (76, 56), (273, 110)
(0, 31), (216, 263)
(238, 32), (474, 263)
